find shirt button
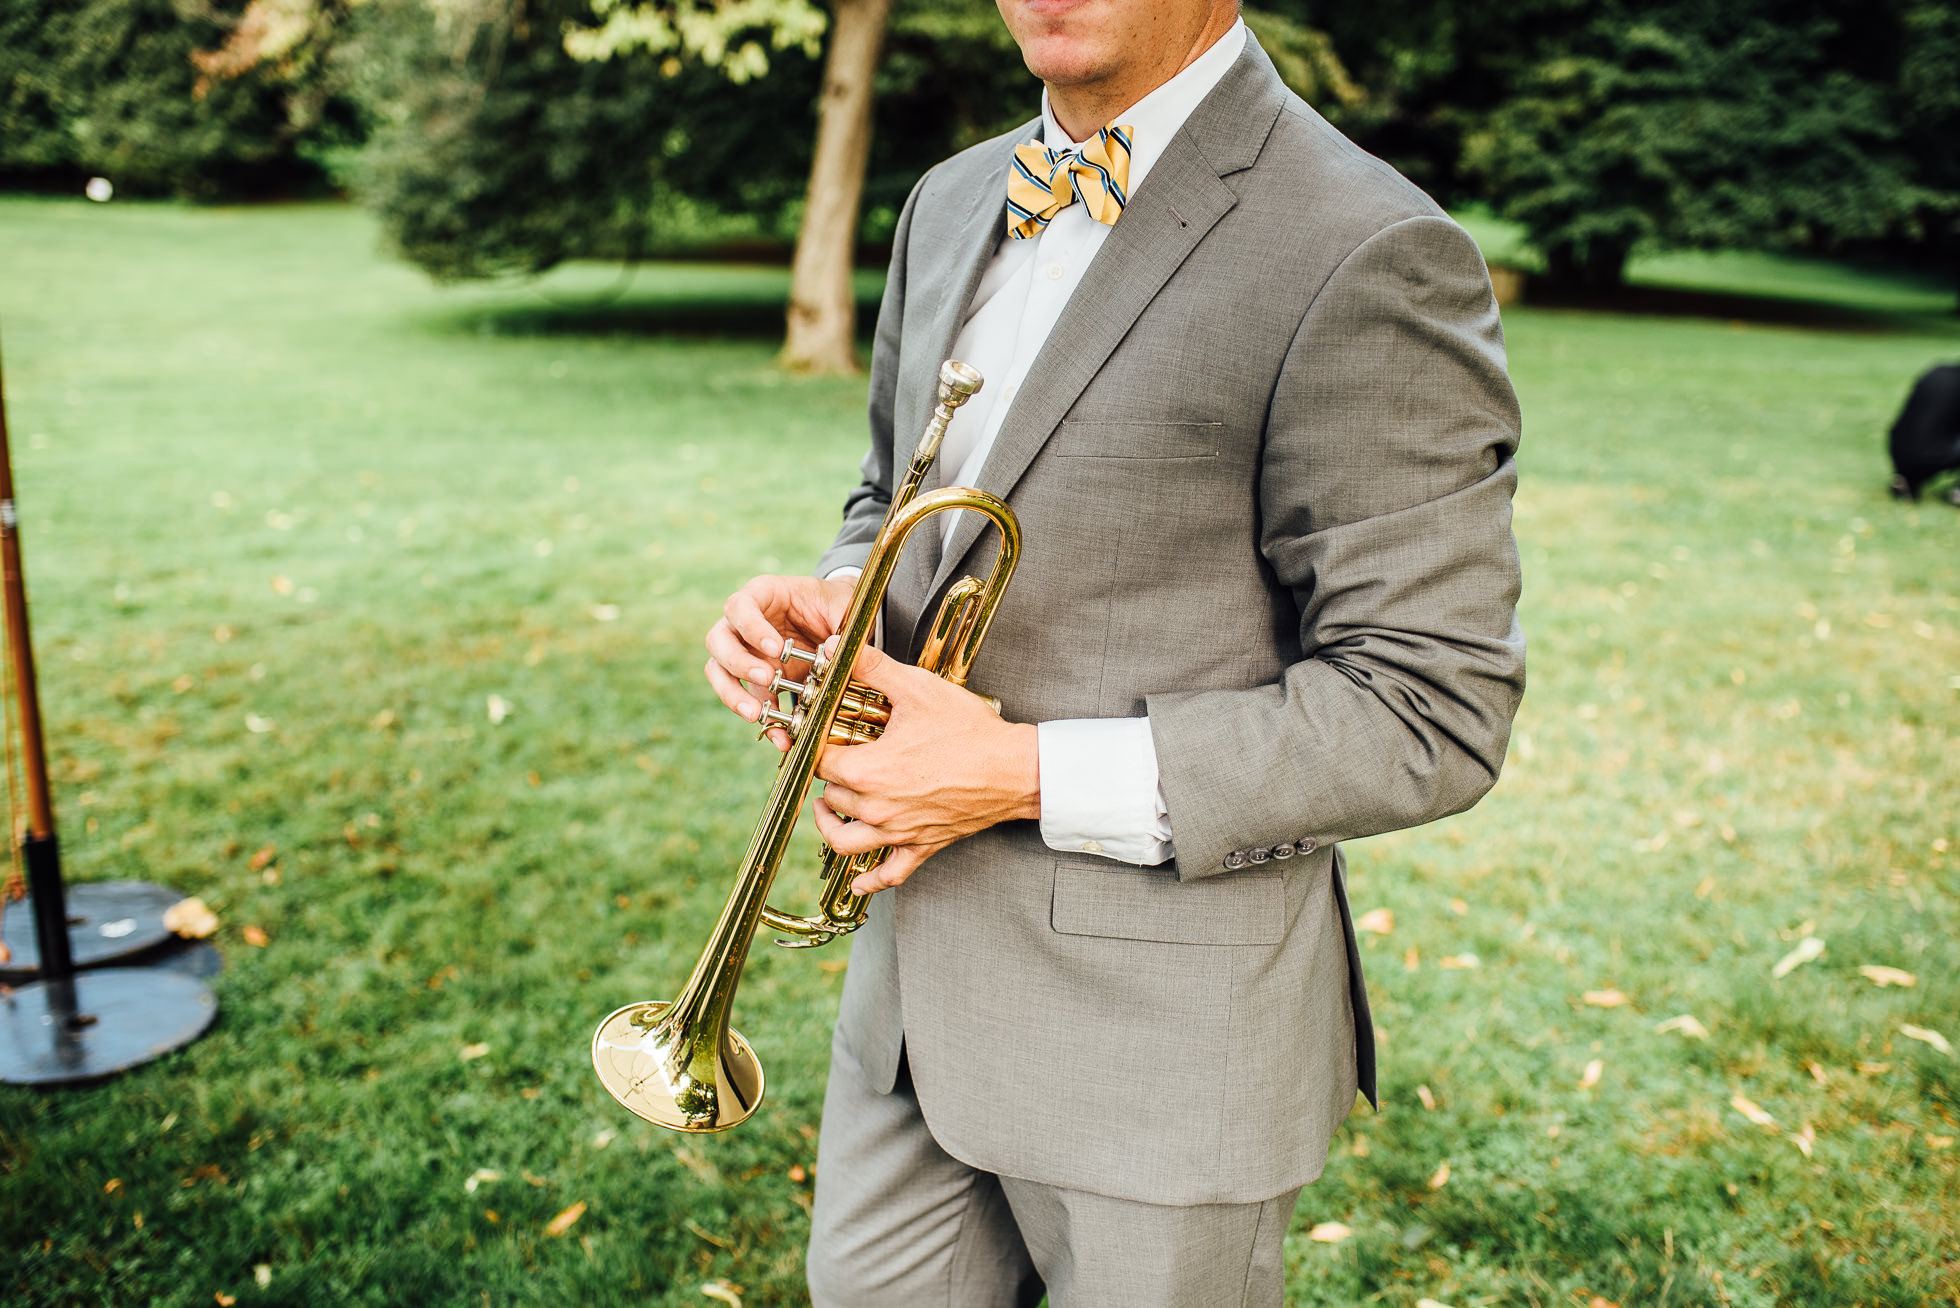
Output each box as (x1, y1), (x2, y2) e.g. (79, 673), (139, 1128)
(1223, 850), (1247, 870)
(1248, 847), (1271, 864)
(1045, 262), (1065, 280)
(1081, 840), (1102, 854)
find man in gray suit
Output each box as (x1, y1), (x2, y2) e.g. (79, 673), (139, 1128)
(703, 0), (1524, 1302)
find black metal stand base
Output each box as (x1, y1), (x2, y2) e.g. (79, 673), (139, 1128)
(0, 879), (186, 980)
(0, 967), (217, 1085)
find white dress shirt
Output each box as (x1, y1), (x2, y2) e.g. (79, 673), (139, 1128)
(845, 19), (1247, 867)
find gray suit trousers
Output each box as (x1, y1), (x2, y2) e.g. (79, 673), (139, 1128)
(808, 1034), (1302, 1308)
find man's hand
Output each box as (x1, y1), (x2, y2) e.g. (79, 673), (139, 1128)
(704, 574), (856, 747)
(811, 645), (1040, 895)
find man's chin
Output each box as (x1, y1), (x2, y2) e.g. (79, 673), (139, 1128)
(1020, 41), (1120, 88)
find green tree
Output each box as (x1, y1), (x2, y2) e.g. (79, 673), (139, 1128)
(1461, 4), (1929, 291)
(1266, 0), (1951, 294)
(0, 0), (358, 196)
(1895, 0), (1960, 302)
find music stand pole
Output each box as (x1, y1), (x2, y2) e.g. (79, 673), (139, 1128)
(0, 329), (216, 1085)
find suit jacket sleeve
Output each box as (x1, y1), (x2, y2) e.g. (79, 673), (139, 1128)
(814, 174), (929, 579)
(1147, 214), (1526, 882)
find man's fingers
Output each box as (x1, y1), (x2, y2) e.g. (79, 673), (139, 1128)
(723, 586), (786, 664)
(704, 657), (763, 722)
(705, 619), (777, 693)
(812, 796), (891, 856)
(851, 844), (939, 895)
(819, 783), (863, 821)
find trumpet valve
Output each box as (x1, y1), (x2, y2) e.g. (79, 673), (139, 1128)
(781, 639), (827, 677)
(756, 704), (803, 740)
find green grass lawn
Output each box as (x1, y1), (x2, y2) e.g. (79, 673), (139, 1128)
(0, 196), (1955, 1307)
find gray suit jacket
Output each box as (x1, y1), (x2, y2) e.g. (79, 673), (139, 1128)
(815, 34), (1524, 1206)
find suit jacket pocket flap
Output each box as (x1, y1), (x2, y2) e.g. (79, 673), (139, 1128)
(1053, 420), (1223, 459)
(1051, 860), (1284, 946)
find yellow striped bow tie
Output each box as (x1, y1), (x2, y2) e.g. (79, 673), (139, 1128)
(1005, 124), (1134, 240)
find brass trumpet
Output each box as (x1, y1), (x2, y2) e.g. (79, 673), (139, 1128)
(591, 360), (1021, 1132)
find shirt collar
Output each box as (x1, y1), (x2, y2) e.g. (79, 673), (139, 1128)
(1038, 18), (1247, 195)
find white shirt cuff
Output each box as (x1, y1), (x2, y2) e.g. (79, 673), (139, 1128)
(1036, 717), (1175, 866)
(823, 566), (880, 647)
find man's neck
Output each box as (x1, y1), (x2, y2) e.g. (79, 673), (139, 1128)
(1044, 7), (1240, 142)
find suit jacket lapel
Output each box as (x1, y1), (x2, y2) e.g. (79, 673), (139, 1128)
(924, 56), (1281, 602)
(899, 131), (1028, 609)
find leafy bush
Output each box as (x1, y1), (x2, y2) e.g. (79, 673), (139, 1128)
(0, 0), (361, 197)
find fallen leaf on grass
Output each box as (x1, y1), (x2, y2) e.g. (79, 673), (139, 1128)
(248, 845), (276, 871)
(1655, 1014), (1709, 1039)
(215, 1294), (236, 1307)
(591, 1128), (617, 1150)
(486, 695), (511, 725)
(1584, 989), (1631, 1008)
(241, 925), (269, 947)
(787, 1164), (807, 1183)
(1858, 965), (1917, 988)
(459, 1042), (491, 1061)
(1416, 1301), (1457, 1308)
(253, 1265), (271, 1289)
(1587, 1299), (1624, 1308)
(1356, 908), (1394, 935)
(1857, 1061), (1891, 1076)
(1350, 1133), (1370, 1158)
(1403, 946), (1420, 970)
(544, 1200), (586, 1236)
(1730, 1094), (1780, 1132)
(1772, 936), (1826, 979)
(245, 713), (275, 734)
(1793, 1124), (1816, 1158)
(368, 709), (397, 731)
(1578, 1059), (1603, 1090)
(465, 1168), (502, 1193)
(1307, 1221), (1352, 1243)
(1927, 1135), (1955, 1150)
(1416, 1084), (1437, 1111)
(701, 1280), (743, 1307)
(163, 898), (218, 939)
(1900, 1024), (1953, 1056)
(1427, 1162), (1450, 1190)
(1439, 953), (1479, 970)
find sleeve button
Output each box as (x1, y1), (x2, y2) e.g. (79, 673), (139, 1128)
(1296, 837), (1318, 855)
(1272, 842), (1296, 860)
(1248, 847), (1271, 864)
(1223, 850), (1248, 870)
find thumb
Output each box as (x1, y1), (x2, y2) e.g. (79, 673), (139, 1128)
(840, 641), (921, 696)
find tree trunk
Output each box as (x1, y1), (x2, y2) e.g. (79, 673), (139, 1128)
(781, 0), (892, 375)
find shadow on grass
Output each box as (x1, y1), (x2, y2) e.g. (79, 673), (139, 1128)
(428, 297), (884, 341)
(1524, 278), (1960, 334)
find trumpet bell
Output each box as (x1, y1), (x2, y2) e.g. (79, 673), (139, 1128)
(591, 999), (764, 1132)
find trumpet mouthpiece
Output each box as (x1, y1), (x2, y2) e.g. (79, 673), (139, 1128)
(939, 360), (983, 403)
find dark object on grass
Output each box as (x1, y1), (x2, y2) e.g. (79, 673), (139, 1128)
(1888, 364), (1960, 503)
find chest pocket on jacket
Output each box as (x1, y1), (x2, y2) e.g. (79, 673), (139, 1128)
(1050, 860), (1284, 946)
(1053, 420), (1223, 460)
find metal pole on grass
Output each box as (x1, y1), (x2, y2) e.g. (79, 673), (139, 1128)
(0, 328), (218, 1086)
